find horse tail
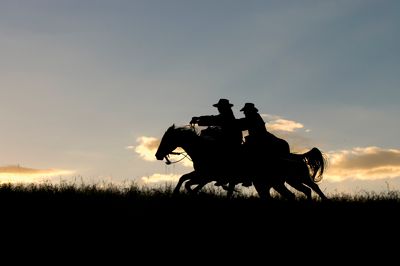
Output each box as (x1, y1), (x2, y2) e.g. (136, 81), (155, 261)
(303, 147), (327, 182)
(290, 147), (327, 182)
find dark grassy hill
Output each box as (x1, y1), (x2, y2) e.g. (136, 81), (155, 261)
(2, 182), (399, 226)
(1, 182), (399, 260)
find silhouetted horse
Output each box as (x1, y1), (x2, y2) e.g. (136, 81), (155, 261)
(155, 125), (328, 200)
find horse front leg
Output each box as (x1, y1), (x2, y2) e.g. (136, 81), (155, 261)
(173, 171), (197, 194)
(253, 179), (272, 200)
(191, 180), (209, 194)
(184, 179), (196, 193)
(225, 182), (237, 199)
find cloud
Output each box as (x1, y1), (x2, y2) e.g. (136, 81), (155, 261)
(260, 114), (312, 152)
(325, 147), (400, 182)
(140, 173), (181, 184)
(0, 165), (75, 183)
(261, 114), (304, 132)
(131, 136), (160, 161)
(132, 136), (192, 166)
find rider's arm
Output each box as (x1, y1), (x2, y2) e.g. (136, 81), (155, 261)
(196, 115), (221, 126)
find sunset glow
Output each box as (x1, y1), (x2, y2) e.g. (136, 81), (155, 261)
(325, 147), (400, 182)
(141, 173), (181, 184)
(1, 1), (399, 194)
(0, 165), (75, 183)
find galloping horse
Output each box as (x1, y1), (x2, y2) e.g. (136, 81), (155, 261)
(155, 124), (328, 200)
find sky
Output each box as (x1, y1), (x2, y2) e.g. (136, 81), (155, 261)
(1, 0), (399, 195)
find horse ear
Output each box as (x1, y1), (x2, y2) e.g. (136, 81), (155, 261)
(167, 124), (175, 131)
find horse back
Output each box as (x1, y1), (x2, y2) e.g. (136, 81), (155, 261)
(265, 132), (290, 154)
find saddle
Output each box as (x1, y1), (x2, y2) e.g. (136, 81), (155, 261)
(200, 126), (223, 141)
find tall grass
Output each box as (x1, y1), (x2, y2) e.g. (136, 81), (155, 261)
(2, 180), (400, 202)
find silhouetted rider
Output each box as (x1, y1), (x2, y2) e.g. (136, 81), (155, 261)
(190, 98), (243, 186)
(238, 102), (290, 159)
(237, 103), (267, 148)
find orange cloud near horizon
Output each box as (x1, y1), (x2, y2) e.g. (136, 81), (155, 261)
(0, 165), (75, 183)
(325, 147), (400, 182)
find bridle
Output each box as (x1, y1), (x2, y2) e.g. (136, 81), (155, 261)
(164, 151), (192, 165)
(163, 124), (195, 165)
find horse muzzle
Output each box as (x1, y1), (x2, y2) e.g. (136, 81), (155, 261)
(155, 152), (164, 160)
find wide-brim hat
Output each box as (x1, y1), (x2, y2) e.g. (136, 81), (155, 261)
(240, 103), (258, 112)
(212, 98), (233, 108)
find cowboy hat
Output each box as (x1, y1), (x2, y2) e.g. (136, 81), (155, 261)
(212, 98), (233, 108)
(240, 103), (258, 112)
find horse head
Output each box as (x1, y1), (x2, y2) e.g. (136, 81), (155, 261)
(155, 124), (199, 164)
(155, 124), (178, 161)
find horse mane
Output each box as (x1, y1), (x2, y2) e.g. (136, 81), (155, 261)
(170, 125), (201, 138)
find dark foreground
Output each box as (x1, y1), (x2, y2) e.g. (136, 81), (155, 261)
(2, 182), (400, 227)
(1, 183), (399, 260)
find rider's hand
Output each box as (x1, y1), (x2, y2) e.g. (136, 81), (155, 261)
(190, 116), (199, 124)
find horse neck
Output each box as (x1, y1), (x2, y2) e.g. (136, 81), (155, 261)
(176, 131), (200, 161)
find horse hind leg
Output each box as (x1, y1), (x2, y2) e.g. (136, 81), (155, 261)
(293, 161), (328, 201)
(298, 171), (328, 200)
(273, 182), (296, 201)
(286, 177), (312, 201)
(307, 181), (328, 201)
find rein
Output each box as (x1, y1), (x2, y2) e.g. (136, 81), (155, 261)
(164, 152), (192, 165)
(163, 124), (196, 165)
